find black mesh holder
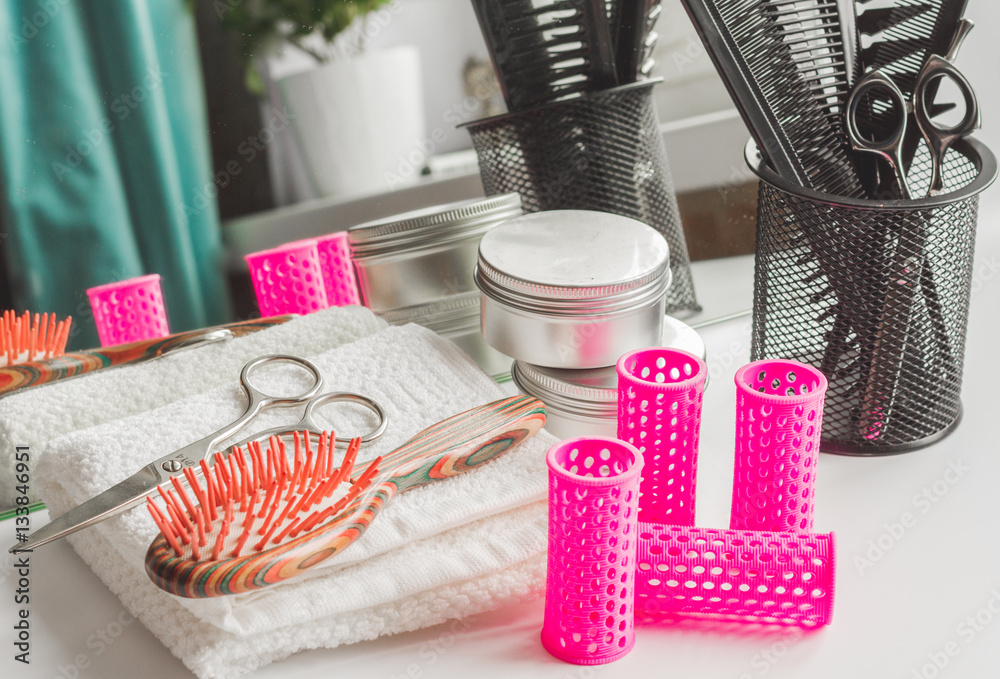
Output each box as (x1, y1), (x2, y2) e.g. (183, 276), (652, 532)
(463, 81), (700, 314)
(746, 137), (997, 455)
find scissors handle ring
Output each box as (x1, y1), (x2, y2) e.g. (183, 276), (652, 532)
(240, 355), (324, 408)
(914, 59), (980, 139)
(845, 70), (908, 154)
(845, 70), (912, 199)
(301, 392), (389, 444)
(913, 56), (981, 195)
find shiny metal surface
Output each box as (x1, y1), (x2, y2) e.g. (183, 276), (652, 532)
(381, 292), (512, 379)
(348, 194), (522, 313)
(512, 315), (707, 439)
(476, 210), (671, 368)
(476, 210), (670, 306)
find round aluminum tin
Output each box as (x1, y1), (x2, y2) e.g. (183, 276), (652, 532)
(380, 292), (512, 379)
(476, 210), (670, 368)
(512, 316), (707, 439)
(348, 194), (522, 313)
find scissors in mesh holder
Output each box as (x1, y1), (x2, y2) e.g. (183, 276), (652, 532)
(11, 355), (387, 553)
(845, 19), (980, 199)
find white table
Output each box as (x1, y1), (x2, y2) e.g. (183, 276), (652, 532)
(3, 193), (999, 679)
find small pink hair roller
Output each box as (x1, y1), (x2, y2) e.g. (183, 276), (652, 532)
(617, 347), (707, 526)
(314, 232), (360, 307)
(635, 525), (836, 628)
(542, 437), (643, 665)
(731, 359), (828, 533)
(87, 274), (170, 347)
(245, 240), (329, 317)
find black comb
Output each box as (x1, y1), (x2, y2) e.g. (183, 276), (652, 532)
(679, 0), (865, 197)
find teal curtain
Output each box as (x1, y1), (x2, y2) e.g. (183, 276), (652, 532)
(0, 0), (230, 349)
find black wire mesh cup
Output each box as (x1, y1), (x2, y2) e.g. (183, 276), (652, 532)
(462, 80), (700, 314)
(746, 137), (997, 455)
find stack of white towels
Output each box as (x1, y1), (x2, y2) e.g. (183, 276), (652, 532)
(0, 307), (554, 679)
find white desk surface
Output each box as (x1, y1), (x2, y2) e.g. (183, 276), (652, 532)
(3, 193), (999, 679)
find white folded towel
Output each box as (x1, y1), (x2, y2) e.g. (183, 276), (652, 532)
(0, 306), (386, 507)
(35, 324), (554, 678)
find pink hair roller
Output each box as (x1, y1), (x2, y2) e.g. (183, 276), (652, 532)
(542, 437), (643, 665)
(245, 240), (329, 317)
(731, 360), (828, 533)
(314, 232), (361, 307)
(617, 347), (706, 526)
(635, 525), (836, 628)
(87, 274), (170, 347)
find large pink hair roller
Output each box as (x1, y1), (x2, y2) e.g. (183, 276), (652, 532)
(87, 274), (170, 347)
(314, 232), (360, 307)
(617, 347), (706, 526)
(541, 437), (643, 665)
(635, 525), (836, 627)
(731, 359), (828, 532)
(245, 240), (329, 317)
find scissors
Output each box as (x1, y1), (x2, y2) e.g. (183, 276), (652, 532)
(11, 355), (387, 554)
(845, 18), (980, 199)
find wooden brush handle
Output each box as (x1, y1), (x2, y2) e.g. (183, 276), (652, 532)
(0, 316), (291, 396)
(373, 395), (549, 494)
(145, 395), (547, 598)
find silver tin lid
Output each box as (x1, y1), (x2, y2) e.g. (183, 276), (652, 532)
(512, 316), (707, 418)
(475, 210), (670, 315)
(348, 194), (522, 258)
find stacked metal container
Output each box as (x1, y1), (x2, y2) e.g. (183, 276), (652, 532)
(348, 194), (522, 377)
(475, 210), (706, 438)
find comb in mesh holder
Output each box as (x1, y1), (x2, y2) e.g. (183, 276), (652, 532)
(464, 80), (700, 313)
(635, 525), (836, 627)
(747, 137), (997, 454)
(471, 0), (617, 112)
(680, 0), (864, 197)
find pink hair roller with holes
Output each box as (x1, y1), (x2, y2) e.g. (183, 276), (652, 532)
(635, 525), (836, 627)
(245, 240), (329, 317)
(731, 360), (828, 533)
(617, 347), (706, 526)
(542, 437), (643, 665)
(87, 274), (170, 347)
(314, 232), (361, 307)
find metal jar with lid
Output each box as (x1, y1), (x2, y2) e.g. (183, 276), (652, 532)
(348, 194), (522, 314)
(476, 210), (671, 369)
(379, 291), (511, 378)
(512, 316), (707, 439)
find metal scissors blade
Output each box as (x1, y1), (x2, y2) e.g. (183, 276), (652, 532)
(11, 448), (186, 553)
(10, 354), (326, 554)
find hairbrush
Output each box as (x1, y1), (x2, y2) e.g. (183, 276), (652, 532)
(0, 310), (72, 367)
(144, 395), (547, 597)
(0, 317), (291, 398)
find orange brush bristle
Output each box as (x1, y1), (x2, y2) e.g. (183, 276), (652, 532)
(145, 432), (381, 561)
(0, 310), (72, 365)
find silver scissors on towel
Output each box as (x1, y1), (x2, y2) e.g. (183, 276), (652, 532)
(11, 355), (387, 554)
(845, 18), (980, 199)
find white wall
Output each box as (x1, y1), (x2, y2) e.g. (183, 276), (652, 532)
(962, 0), (1000, 153)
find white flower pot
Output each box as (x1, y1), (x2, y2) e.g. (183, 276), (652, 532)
(276, 46), (425, 197)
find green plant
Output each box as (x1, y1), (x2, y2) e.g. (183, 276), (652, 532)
(217, 0), (394, 92)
